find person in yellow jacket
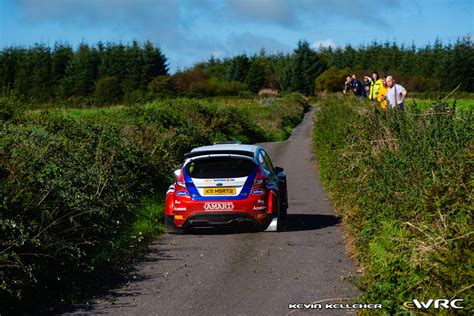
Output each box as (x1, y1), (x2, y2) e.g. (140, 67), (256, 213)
(377, 76), (388, 109)
(368, 72), (383, 101)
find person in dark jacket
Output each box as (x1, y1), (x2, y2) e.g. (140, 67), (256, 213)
(351, 74), (364, 98)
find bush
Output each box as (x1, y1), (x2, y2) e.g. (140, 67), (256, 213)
(171, 65), (207, 97)
(313, 96), (473, 313)
(0, 115), (159, 310)
(0, 93), (25, 122)
(171, 66), (249, 97)
(147, 75), (174, 98)
(314, 67), (350, 93)
(94, 76), (123, 105)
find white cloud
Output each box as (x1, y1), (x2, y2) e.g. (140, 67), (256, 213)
(311, 39), (337, 49)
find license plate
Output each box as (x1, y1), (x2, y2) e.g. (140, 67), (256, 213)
(203, 187), (236, 195)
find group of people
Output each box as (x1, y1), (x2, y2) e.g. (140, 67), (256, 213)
(343, 72), (407, 109)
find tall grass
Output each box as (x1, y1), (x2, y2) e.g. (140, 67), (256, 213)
(313, 95), (473, 314)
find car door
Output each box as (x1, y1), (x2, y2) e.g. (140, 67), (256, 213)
(260, 149), (288, 209)
(258, 150), (279, 189)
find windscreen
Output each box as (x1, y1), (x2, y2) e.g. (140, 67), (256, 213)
(185, 157), (256, 178)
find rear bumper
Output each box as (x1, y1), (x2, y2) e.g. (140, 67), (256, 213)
(181, 212), (266, 229)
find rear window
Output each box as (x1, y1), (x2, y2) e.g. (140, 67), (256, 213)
(185, 157), (256, 178)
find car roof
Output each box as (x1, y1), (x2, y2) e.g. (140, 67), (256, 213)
(184, 144), (261, 159)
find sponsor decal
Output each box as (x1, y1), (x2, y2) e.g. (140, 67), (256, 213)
(257, 199), (265, 204)
(251, 189), (265, 195)
(403, 299), (463, 310)
(174, 200), (181, 204)
(214, 178), (235, 182)
(174, 207), (186, 211)
(174, 215), (184, 220)
(176, 190), (189, 196)
(253, 206), (267, 211)
(203, 202), (234, 211)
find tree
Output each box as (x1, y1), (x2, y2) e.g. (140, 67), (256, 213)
(51, 43), (73, 97)
(29, 44), (52, 101)
(59, 43), (99, 98)
(94, 76), (122, 105)
(224, 54), (250, 82)
(0, 48), (17, 91)
(286, 40), (327, 95)
(245, 59), (266, 93)
(123, 41), (144, 96)
(442, 37), (474, 92)
(142, 41), (168, 87)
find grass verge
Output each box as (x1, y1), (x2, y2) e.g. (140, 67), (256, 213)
(312, 95), (473, 314)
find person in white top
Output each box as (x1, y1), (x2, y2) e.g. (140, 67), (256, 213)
(385, 76), (407, 109)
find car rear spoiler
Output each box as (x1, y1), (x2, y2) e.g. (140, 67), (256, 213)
(184, 150), (254, 159)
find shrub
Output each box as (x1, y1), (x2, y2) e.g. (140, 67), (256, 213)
(171, 65), (207, 97)
(314, 67), (349, 93)
(0, 116), (161, 310)
(313, 96), (473, 313)
(147, 75), (174, 98)
(94, 76), (123, 105)
(0, 93), (25, 122)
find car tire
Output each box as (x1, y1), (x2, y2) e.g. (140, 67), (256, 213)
(277, 210), (287, 232)
(165, 216), (182, 234)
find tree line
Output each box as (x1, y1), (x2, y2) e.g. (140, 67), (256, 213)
(0, 41), (168, 105)
(0, 37), (472, 106)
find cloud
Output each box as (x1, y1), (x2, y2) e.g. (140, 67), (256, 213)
(226, 0), (299, 27)
(311, 39), (337, 50)
(226, 32), (292, 55)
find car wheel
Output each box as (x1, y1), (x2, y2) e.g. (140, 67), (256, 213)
(277, 210), (287, 232)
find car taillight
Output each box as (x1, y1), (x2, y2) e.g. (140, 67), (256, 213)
(175, 169), (186, 188)
(253, 168), (264, 186)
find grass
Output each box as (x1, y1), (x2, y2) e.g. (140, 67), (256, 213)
(406, 97), (473, 111)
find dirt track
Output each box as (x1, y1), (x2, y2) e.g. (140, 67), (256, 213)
(63, 107), (359, 315)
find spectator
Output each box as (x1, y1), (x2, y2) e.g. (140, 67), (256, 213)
(343, 75), (353, 94)
(351, 74), (364, 99)
(386, 76), (407, 109)
(377, 76), (388, 109)
(363, 76), (371, 97)
(368, 72), (383, 101)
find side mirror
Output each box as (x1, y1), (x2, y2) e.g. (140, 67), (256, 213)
(274, 166), (284, 174)
(174, 169), (181, 178)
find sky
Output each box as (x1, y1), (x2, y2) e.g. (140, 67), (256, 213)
(0, 0), (472, 73)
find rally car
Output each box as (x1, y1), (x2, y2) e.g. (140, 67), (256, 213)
(164, 143), (288, 233)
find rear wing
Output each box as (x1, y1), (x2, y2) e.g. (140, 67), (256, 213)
(184, 150), (254, 159)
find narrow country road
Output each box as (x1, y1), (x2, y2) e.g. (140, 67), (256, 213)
(64, 107), (359, 315)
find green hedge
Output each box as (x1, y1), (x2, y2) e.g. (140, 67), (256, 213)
(313, 96), (473, 314)
(1, 93), (308, 312)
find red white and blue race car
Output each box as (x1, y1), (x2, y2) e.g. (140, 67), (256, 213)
(164, 143), (288, 233)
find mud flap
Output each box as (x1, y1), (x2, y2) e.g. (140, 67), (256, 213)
(264, 215), (278, 232)
(165, 216), (181, 234)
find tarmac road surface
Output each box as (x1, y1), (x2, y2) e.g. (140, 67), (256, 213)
(63, 107), (359, 316)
